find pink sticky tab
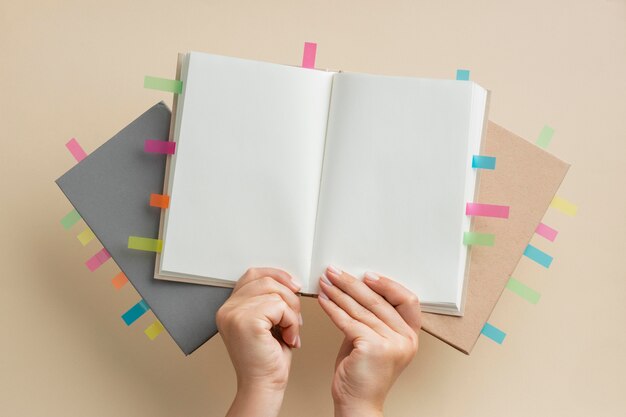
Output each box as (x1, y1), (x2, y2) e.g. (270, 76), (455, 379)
(144, 140), (176, 155)
(535, 222), (558, 242)
(65, 138), (88, 162)
(302, 42), (317, 69)
(466, 202), (510, 219)
(85, 248), (111, 272)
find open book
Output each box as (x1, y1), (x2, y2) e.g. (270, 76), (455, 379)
(155, 51), (488, 316)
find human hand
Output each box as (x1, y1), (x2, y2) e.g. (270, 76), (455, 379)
(216, 267), (302, 417)
(318, 266), (422, 417)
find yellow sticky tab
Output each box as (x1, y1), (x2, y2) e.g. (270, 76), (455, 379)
(144, 320), (165, 340)
(128, 236), (163, 252)
(77, 228), (96, 246)
(550, 196), (578, 216)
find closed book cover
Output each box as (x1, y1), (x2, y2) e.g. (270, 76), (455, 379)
(56, 102), (232, 355)
(420, 122), (569, 353)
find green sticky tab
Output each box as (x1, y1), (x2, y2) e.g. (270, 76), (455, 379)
(463, 232), (495, 246)
(61, 209), (81, 230)
(128, 236), (163, 253)
(506, 277), (541, 304)
(144, 76), (183, 94)
(536, 125), (554, 149)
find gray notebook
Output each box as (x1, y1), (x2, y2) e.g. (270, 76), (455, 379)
(56, 102), (231, 355)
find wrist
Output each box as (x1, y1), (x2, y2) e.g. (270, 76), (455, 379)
(334, 400), (384, 417)
(226, 382), (285, 417)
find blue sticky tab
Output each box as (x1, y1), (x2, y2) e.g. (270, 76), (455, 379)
(456, 69), (470, 81)
(121, 300), (150, 326)
(481, 322), (506, 344)
(472, 155), (496, 170)
(524, 244), (553, 268)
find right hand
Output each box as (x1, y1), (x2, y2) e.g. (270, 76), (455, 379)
(318, 266), (422, 417)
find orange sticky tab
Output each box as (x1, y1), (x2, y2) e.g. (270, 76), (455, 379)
(150, 193), (170, 208)
(112, 272), (129, 290)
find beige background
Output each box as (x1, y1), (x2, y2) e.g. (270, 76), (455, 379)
(1, 0), (625, 416)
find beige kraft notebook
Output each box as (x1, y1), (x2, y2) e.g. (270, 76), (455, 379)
(421, 122), (569, 353)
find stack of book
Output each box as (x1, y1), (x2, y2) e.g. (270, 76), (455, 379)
(56, 51), (568, 355)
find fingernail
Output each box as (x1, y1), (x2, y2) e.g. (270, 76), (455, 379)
(320, 273), (333, 286)
(290, 276), (302, 288)
(327, 265), (341, 276)
(364, 271), (380, 281)
(295, 335), (301, 349)
(319, 289), (329, 300)
(298, 313), (303, 326)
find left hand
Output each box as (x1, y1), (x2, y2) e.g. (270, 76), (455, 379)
(216, 267), (302, 417)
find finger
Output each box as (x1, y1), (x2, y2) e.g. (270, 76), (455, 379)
(252, 293), (301, 348)
(234, 275), (302, 316)
(317, 286), (380, 342)
(319, 277), (393, 338)
(362, 272), (422, 333)
(324, 266), (413, 335)
(234, 267), (301, 293)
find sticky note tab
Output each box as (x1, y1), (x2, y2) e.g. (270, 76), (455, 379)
(122, 300), (150, 326)
(506, 277), (541, 304)
(456, 69), (470, 81)
(61, 209), (81, 230)
(144, 139), (176, 155)
(144, 320), (165, 340)
(77, 228), (96, 246)
(535, 222), (558, 242)
(463, 232), (495, 246)
(65, 138), (88, 162)
(550, 196), (578, 216)
(466, 202), (510, 219)
(150, 193), (170, 209)
(128, 236), (163, 253)
(85, 248), (111, 272)
(302, 42), (317, 69)
(536, 125), (555, 149)
(112, 272), (128, 290)
(524, 244), (553, 268)
(481, 322), (506, 344)
(144, 76), (183, 94)
(472, 155), (496, 170)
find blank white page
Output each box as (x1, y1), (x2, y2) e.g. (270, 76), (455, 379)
(160, 52), (334, 288)
(310, 72), (487, 313)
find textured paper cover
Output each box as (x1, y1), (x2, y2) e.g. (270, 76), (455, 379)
(421, 122), (569, 353)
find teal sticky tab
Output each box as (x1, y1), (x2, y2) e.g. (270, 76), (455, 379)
(536, 125), (554, 149)
(144, 76), (183, 94)
(456, 69), (470, 81)
(472, 155), (496, 170)
(481, 322), (506, 344)
(121, 300), (150, 326)
(524, 244), (553, 268)
(61, 209), (81, 229)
